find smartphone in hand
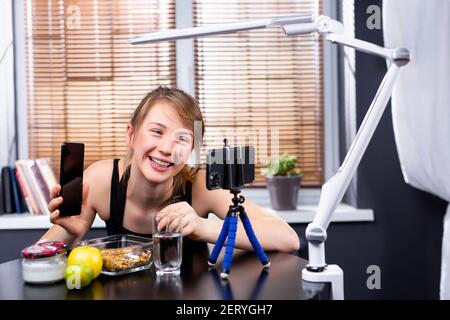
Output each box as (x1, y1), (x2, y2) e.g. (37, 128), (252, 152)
(59, 142), (84, 216)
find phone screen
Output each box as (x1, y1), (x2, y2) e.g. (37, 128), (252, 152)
(59, 142), (84, 216)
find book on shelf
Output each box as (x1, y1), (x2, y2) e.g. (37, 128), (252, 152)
(35, 158), (57, 199)
(31, 160), (51, 204)
(1, 167), (13, 213)
(0, 166), (27, 214)
(9, 167), (25, 213)
(15, 158), (57, 215)
(15, 165), (37, 215)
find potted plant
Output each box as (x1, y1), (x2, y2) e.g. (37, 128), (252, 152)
(262, 153), (302, 210)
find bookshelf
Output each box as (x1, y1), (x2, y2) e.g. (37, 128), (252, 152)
(0, 203), (374, 230)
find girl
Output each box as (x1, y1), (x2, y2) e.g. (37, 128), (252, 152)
(40, 86), (300, 253)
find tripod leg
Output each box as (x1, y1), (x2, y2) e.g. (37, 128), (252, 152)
(221, 215), (238, 279)
(240, 209), (270, 268)
(208, 214), (230, 266)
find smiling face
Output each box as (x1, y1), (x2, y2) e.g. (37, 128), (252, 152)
(127, 101), (194, 184)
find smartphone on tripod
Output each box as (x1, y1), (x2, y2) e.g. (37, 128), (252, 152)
(58, 142), (84, 216)
(206, 145), (255, 190)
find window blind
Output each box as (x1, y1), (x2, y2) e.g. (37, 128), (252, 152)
(194, 0), (324, 187)
(24, 0), (176, 172)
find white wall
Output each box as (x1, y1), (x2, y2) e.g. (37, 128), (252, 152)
(0, 0), (16, 167)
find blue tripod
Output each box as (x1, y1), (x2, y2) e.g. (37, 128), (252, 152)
(208, 188), (271, 279)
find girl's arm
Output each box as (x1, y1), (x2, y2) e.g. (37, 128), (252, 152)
(193, 170), (300, 253)
(38, 162), (102, 247)
(38, 187), (96, 247)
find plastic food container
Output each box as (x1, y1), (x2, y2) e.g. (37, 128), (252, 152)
(78, 235), (153, 276)
(21, 241), (68, 284)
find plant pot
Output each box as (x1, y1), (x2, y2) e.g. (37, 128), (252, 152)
(266, 175), (302, 210)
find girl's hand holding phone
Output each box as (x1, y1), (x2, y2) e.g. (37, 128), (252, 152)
(48, 183), (91, 238)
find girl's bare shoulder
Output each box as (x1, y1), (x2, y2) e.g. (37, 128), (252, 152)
(83, 159), (116, 217)
(84, 159), (115, 183)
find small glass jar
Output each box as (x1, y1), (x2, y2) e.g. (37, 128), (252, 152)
(21, 241), (68, 284)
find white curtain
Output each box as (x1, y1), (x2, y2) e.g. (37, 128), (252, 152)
(383, 0), (450, 299)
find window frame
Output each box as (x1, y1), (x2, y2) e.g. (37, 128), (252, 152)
(0, 0), (16, 168)
(14, 0), (28, 162)
(14, 0), (341, 206)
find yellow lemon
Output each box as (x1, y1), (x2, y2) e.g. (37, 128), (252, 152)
(65, 264), (93, 289)
(67, 246), (103, 279)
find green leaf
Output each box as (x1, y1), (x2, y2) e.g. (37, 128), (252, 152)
(262, 153), (302, 176)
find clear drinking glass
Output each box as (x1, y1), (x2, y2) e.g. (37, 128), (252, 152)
(152, 212), (183, 276)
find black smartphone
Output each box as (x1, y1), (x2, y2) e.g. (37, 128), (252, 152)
(59, 142), (84, 216)
(206, 146), (255, 190)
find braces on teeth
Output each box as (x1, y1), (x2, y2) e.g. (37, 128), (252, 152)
(151, 157), (171, 167)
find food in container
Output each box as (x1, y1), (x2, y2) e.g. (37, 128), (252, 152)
(78, 235), (152, 276)
(21, 241), (67, 284)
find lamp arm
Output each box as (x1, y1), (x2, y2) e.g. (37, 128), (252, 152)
(311, 63), (401, 229)
(280, 15), (411, 298)
(305, 49), (409, 269)
(301, 20), (409, 272)
(326, 33), (410, 62)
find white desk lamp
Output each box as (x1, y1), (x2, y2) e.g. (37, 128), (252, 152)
(129, 14), (410, 300)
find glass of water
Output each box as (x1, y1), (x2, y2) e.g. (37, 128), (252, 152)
(152, 212), (183, 276)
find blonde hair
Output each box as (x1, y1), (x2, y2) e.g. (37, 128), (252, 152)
(125, 86), (204, 196)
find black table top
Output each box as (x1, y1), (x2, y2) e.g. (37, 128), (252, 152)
(0, 242), (328, 300)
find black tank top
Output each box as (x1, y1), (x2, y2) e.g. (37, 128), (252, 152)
(105, 159), (195, 238)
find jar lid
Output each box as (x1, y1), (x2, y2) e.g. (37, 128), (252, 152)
(21, 241), (67, 259)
